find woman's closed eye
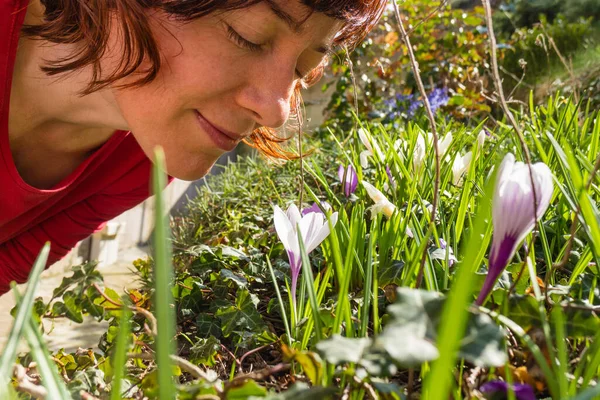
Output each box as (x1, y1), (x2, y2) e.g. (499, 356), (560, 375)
(226, 25), (307, 79)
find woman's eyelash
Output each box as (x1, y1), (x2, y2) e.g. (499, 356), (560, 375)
(226, 25), (262, 52)
(226, 24), (306, 80)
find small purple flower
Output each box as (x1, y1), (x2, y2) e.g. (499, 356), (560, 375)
(476, 154), (553, 305)
(427, 87), (450, 114)
(337, 164), (358, 197)
(480, 380), (537, 400)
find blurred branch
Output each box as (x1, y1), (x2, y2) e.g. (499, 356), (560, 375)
(391, 0), (441, 288)
(13, 364), (47, 399)
(538, 22), (580, 104)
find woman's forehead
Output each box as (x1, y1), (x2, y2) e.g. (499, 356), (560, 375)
(230, 1), (343, 48)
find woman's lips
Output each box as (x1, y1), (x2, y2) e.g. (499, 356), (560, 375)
(195, 110), (241, 152)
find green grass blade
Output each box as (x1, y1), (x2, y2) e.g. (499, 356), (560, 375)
(551, 307), (569, 398)
(297, 226), (323, 344)
(110, 295), (133, 400)
(0, 243), (50, 380)
(266, 257), (293, 346)
(152, 147), (176, 400)
(423, 171), (494, 399)
(360, 217), (376, 337)
(12, 286), (71, 400)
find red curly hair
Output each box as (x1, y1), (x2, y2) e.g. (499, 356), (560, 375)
(23, 0), (387, 158)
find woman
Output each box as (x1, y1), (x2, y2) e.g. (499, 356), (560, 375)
(0, 0), (385, 293)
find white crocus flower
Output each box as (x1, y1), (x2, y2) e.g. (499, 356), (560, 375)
(273, 204), (338, 302)
(413, 131), (453, 171)
(452, 151), (473, 186)
(362, 181), (413, 237)
(476, 153), (553, 305)
(361, 181), (397, 219)
(358, 128), (384, 168)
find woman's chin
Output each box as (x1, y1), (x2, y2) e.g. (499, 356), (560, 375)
(164, 158), (216, 181)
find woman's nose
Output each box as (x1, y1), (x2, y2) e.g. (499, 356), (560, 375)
(236, 63), (296, 129)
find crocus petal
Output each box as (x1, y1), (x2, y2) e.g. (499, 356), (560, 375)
(480, 380), (536, 400)
(286, 203), (302, 228)
(305, 212), (339, 253)
(274, 205), (302, 294)
(439, 132), (453, 157)
(476, 153), (553, 305)
(413, 134), (426, 170)
(360, 150), (371, 169)
(362, 181), (397, 219)
(362, 180), (387, 204)
(302, 202), (323, 216)
(477, 129), (486, 148)
(452, 151), (472, 185)
(338, 165), (358, 196)
(273, 205), (295, 251)
(358, 128), (373, 152)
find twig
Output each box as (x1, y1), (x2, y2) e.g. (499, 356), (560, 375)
(13, 364), (47, 399)
(238, 342), (278, 373)
(296, 97), (305, 210)
(220, 344), (242, 370)
(392, 0), (441, 289)
(80, 392), (101, 400)
(224, 363), (290, 390)
(353, 375), (378, 399)
(127, 352), (220, 386)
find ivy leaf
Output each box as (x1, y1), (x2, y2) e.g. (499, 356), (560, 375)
(316, 334), (371, 365)
(374, 324), (439, 367)
(195, 314), (222, 338)
(52, 292), (84, 323)
(216, 289), (264, 337)
(458, 313), (507, 367)
(378, 261), (405, 286)
(262, 382), (337, 399)
(227, 379), (267, 399)
(561, 301), (600, 337)
(220, 269), (248, 288)
(189, 336), (221, 367)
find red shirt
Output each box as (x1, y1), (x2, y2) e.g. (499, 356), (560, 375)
(0, 0), (156, 293)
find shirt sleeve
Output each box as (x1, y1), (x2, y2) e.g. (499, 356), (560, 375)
(0, 178), (156, 295)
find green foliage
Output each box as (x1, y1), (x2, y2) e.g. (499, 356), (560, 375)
(324, 0), (491, 124)
(500, 15), (594, 86)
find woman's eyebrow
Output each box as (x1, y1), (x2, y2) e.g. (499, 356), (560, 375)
(265, 0), (333, 55)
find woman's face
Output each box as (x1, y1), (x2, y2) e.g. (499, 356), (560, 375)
(112, 0), (342, 180)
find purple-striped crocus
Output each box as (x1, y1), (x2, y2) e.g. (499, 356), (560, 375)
(480, 380), (536, 400)
(476, 153), (553, 305)
(337, 164), (358, 197)
(273, 204), (338, 303)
